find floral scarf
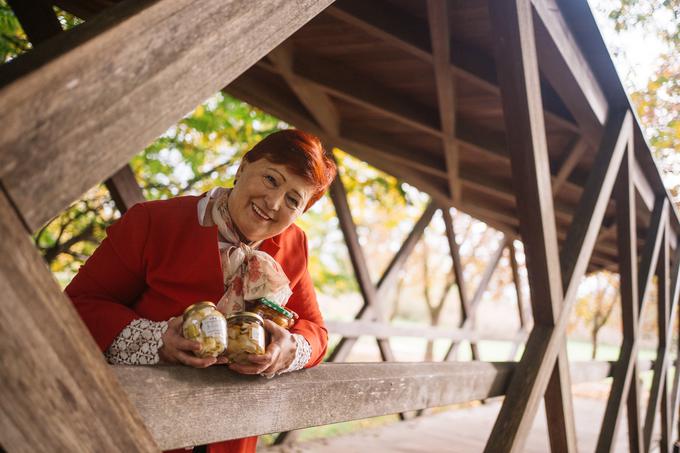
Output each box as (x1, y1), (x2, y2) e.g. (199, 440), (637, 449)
(210, 188), (293, 315)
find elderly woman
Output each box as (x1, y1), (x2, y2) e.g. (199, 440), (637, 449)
(65, 129), (337, 453)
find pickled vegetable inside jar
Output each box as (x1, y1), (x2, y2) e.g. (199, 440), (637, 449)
(248, 297), (296, 329)
(182, 302), (227, 358)
(226, 312), (266, 364)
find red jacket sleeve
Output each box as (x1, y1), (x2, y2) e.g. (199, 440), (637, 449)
(64, 204), (150, 352)
(285, 230), (328, 367)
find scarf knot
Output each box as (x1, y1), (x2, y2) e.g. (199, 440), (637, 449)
(209, 188), (292, 314)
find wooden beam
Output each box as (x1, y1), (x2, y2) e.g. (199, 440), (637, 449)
(328, 173), (394, 362)
(442, 207), (480, 361)
(113, 360), (649, 450)
(642, 223), (669, 453)
(427, 0), (460, 202)
(597, 197), (667, 452)
(532, 0), (608, 142)
(104, 165), (145, 214)
(0, 190), (158, 451)
(0, 0), (335, 231)
(553, 138), (588, 196)
(259, 55), (632, 233)
(269, 44), (340, 136)
(445, 237), (507, 361)
(643, 227), (680, 453)
(508, 241), (530, 359)
(486, 0), (576, 451)
(597, 146), (641, 453)
(326, 0), (580, 134)
(375, 202), (437, 301)
(561, 110), (632, 303)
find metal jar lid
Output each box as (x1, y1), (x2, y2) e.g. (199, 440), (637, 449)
(227, 311), (264, 325)
(183, 301), (218, 319)
(256, 297), (294, 319)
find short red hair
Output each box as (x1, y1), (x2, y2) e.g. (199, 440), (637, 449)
(243, 129), (337, 210)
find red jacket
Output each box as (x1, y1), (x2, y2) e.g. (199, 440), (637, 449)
(65, 195), (327, 453)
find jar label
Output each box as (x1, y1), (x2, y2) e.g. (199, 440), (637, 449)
(202, 315), (227, 344)
(250, 325), (264, 346)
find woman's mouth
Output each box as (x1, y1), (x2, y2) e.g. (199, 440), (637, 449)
(252, 202), (272, 221)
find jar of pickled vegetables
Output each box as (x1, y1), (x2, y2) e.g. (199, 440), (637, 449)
(226, 312), (266, 364)
(248, 297), (296, 329)
(181, 301), (227, 358)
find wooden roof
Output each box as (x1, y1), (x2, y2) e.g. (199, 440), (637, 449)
(4, 0), (678, 272)
(221, 0), (679, 272)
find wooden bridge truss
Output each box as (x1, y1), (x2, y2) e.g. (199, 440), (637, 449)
(1, 0), (680, 452)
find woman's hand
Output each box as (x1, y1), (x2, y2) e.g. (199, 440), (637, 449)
(223, 320), (297, 376)
(158, 316), (218, 368)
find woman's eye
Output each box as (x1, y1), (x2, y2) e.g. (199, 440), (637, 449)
(287, 196), (300, 208)
(264, 175), (277, 186)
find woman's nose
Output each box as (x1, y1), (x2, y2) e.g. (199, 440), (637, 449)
(264, 190), (284, 211)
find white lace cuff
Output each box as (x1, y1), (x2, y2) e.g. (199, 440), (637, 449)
(104, 319), (168, 365)
(279, 333), (312, 374)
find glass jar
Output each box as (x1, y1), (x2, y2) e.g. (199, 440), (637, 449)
(182, 301), (227, 358)
(226, 312), (266, 364)
(248, 297), (296, 329)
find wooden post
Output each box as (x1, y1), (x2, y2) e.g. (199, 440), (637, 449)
(442, 207), (480, 361)
(104, 165), (146, 214)
(445, 237), (507, 361)
(486, 0), (576, 450)
(0, 190), (158, 451)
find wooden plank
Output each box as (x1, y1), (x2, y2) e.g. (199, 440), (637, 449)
(532, 0), (608, 142)
(113, 360), (646, 450)
(596, 146), (641, 453)
(0, 0), (335, 232)
(6, 0), (63, 45)
(427, 0), (460, 202)
(0, 190), (158, 452)
(104, 165), (146, 214)
(486, 0), (576, 450)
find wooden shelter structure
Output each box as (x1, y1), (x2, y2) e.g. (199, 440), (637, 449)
(1, 0), (680, 452)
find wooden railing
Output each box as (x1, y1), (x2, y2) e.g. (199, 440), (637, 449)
(113, 360), (654, 450)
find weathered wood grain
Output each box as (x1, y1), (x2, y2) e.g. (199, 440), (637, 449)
(113, 360), (640, 450)
(532, 0), (608, 142)
(486, 0), (576, 450)
(427, 0), (460, 202)
(0, 0), (335, 231)
(0, 190), (158, 452)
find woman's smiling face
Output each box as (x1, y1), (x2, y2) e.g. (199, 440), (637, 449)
(227, 158), (314, 242)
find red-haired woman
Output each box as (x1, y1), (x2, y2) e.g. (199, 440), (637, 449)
(65, 129), (337, 453)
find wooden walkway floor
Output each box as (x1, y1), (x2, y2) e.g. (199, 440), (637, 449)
(263, 395), (658, 453)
